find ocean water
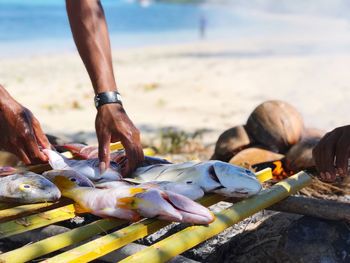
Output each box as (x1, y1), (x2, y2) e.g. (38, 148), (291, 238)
(1, 0), (350, 57)
(0, 0), (247, 57)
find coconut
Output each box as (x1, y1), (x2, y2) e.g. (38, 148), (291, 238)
(211, 125), (252, 162)
(246, 100), (304, 153)
(285, 137), (320, 172)
(229, 147), (284, 167)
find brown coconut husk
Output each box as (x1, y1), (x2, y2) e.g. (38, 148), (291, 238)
(229, 147), (284, 168)
(285, 137), (320, 172)
(211, 125), (253, 162)
(246, 100), (304, 153)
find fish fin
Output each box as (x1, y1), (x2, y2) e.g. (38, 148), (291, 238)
(128, 187), (146, 195)
(53, 176), (76, 190)
(74, 203), (89, 214)
(117, 197), (143, 209)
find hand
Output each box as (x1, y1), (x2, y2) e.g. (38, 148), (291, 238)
(0, 88), (50, 165)
(312, 125), (350, 182)
(95, 103), (144, 176)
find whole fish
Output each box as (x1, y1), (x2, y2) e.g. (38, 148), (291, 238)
(52, 144), (262, 197)
(0, 171), (61, 203)
(52, 174), (214, 224)
(44, 169), (204, 200)
(131, 161), (262, 198)
(43, 149), (121, 182)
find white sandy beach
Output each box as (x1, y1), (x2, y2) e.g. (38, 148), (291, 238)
(1, 37), (350, 147)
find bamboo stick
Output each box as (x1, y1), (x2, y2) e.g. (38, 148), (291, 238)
(0, 219), (125, 263)
(0, 202), (54, 221)
(43, 169), (271, 263)
(0, 204), (75, 239)
(120, 171), (312, 263)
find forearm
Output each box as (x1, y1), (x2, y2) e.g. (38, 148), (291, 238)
(66, 0), (117, 94)
(0, 85), (15, 110)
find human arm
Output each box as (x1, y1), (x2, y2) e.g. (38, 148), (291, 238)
(312, 125), (350, 182)
(65, 0), (144, 176)
(0, 85), (50, 164)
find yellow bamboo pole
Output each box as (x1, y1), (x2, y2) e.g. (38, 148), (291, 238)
(120, 171), (312, 263)
(0, 202), (55, 221)
(43, 169), (271, 263)
(0, 219), (125, 263)
(0, 204), (75, 239)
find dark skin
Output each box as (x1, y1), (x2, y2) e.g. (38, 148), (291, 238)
(0, 0), (144, 176)
(312, 125), (350, 182)
(0, 86), (50, 164)
(66, 0), (144, 176)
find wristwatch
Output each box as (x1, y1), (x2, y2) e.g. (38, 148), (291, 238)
(94, 91), (123, 108)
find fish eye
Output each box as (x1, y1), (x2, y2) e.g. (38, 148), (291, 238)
(186, 181), (193, 184)
(70, 178), (77, 182)
(20, 184), (31, 191)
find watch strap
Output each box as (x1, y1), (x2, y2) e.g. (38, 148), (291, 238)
(94, 91), (123, 108)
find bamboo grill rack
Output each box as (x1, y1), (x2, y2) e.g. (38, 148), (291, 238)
(0, 147), (312, 262)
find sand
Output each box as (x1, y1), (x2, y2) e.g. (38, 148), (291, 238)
(1, 37), (350, 148)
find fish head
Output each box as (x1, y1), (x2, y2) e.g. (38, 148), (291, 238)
(210, 161), (262, 197)
(43, 170), (95, 188)
(51, 175), (80, 193)
(118, 188), (214, 224)
(4, 173), (61, 203)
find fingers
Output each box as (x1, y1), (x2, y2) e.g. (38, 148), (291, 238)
(97, 128), (111, 174)
(32, 117), (51, 149)
(313, 131), (336, 182)
(335, 134), (350, 177)
(313, 127), (350, 182)
(121, 135), (144, 177)
(21, 112), (48, 163)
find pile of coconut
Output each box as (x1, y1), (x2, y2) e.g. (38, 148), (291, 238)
(211, 100), (349, 198)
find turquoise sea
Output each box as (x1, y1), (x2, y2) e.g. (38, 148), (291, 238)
(0, 0), (250, 57)
(1, 0), (350, 57)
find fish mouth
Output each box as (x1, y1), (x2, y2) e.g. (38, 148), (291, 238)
(160, 191), (214, 224)
(136, 189), (214, 224)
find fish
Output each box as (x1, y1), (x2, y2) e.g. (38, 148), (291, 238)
(130, 160), (262, 198)
(60, 143), (171, 166)
(43, 149), (122, 182)
(52, 174), (214, 224)
(43, 170), (95, 188)
(0, 172), (61, 203)
(95, 180), (205, 200)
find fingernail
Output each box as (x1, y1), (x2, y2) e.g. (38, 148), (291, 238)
(99, 162), (106, 174)
(320, 172), (325, 179)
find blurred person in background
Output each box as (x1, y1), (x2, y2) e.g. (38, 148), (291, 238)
(0, 0), (144, 176)
(313, 125), (350, 182)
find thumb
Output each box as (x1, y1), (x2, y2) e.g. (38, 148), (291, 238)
(97, 131), (111, 174)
